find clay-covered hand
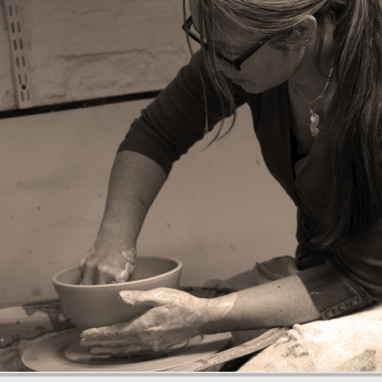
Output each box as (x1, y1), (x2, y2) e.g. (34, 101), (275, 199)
(79, 242), (136, 285)
(80, 288), (237, 355)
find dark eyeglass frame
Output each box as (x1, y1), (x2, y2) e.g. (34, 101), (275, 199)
(182, 16), (265, 71)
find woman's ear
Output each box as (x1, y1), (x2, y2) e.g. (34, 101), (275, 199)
(293, 15), (318, 48)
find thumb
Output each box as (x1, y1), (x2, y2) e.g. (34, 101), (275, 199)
(119, 288), (175, 307)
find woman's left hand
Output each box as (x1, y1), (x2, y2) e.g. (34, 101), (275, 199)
(80, 288), (211, 355)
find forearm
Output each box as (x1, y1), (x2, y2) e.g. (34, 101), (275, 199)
(97, 150), (166, 246)
(200, 274), (320, 334)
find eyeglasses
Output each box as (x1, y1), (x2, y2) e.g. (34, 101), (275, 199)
(182, 16), (265, 71)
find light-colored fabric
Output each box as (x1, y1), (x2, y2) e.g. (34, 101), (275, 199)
(238, 301), (382, 372)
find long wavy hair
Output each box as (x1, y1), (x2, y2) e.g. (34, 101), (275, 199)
(183, 0), (382, 250)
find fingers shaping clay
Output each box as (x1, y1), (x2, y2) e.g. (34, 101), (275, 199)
(114, 248), (137, 283)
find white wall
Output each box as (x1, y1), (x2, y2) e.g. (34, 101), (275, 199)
(0, 100), (297, 307)
(0, 0), (192, 110)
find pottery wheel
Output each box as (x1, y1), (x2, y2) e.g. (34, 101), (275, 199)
(21, 329), (232, 372)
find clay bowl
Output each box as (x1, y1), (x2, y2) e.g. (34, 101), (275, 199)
(52, 257), (182, 330)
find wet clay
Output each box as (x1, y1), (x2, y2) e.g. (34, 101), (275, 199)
(114, 248), (137, 283)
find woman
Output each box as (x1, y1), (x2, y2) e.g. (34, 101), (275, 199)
(78, 0), (382, 365)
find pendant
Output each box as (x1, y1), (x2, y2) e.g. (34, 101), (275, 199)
(310, 112), (320, 137)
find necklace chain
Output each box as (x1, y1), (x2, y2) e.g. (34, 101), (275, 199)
(290, 66), (334, 137)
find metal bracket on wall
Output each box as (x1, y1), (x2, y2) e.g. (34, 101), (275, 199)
(3, 0), (33, 108)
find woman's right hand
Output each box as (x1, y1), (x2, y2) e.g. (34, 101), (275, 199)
(79, 241), (137, 285)
(77, 150), (166, 285)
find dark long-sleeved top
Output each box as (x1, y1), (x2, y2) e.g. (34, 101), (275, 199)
(118, 51), (382, 319)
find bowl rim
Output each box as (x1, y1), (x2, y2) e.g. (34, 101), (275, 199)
(52, 256), (182, 288)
